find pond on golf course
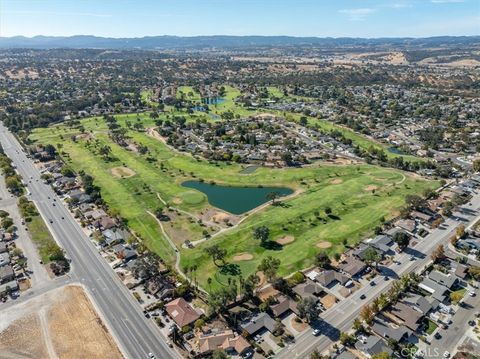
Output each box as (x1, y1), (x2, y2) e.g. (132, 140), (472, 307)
(181, 180), (294, 215)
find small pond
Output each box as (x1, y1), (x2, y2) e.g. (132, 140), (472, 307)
(388, 147), (406, 155)
(182, 180), (293, 215)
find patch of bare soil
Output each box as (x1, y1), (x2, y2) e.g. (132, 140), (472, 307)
(48, 286), (123, 359)
(233, 253), (254, 261)
(364, 185), (378, 192)
(256, 271), (266, 288)
(291, 317), (308, 333)
(0, 313), (48, 358)
(276, 235), (295, 245)
(0, 285), (123, 359)
(320, 294), (338, 309)
(330, 178), (343, 185)
(316, 241), (332, 249)
(111, 166), (136, 178)
(172, 197), (183, 205)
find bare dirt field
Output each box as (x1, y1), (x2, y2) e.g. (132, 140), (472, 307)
(233, 252), (254, 261)
(276, 235), (295, 245)
(0, 285), (123, 359)
(316, 241), (332, 249)
(111, 166), (136, 178)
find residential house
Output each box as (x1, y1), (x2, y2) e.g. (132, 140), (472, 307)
(428, 270), (458, 290)
(112, 244), (137, 262)
(270, 295), (298, 318)
(418, 278), (449, 302)
(353, 244), (383, 262)
(0, 265), (14, 284)
(102, 228), (127, 247)
(315, 270), (349, 288)
(293, 279), (324, 300)
(454, 264), (468, 280)
(401, 293), (439, 316)
(338, 256), (366, 278)
(0, 242), (7, 254)
(197, 330), (252, 357)
(0, 252), (10, 267)
(390, 302), (424, 331)
(410, 211), (434, 225)
(84, 209), (108, 220)
(66, 189), (91, 204)
(371, 321), (412, 343)
(367, 235), (397, 256)
(165, 298), (201, 328)
(147, 277), (175, 300)
(93, 216), (117, 230)
(355, 335), (393, 358)
(241, 312), (277, 336)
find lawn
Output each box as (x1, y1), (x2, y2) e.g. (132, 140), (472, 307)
(29, 91), (438, 292)
(26, 214), (58, 263)
(425, 319), (438, 335)
(450, 288), (467, 304)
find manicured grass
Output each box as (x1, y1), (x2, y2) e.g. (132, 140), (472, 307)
(450, 288), (467, 304)
(29, 90), (438, 291)
(26, 215), (57, 263)
(425, 319), (438, 335)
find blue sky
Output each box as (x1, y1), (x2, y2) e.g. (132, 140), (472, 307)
(1, 0), (479, 38)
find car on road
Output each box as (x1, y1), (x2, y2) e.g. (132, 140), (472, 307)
(468, 320), (476, 326)
(469, 290), (476, 297)
(312, 328), (321, 336)
(360, 294), (366, 300)
(148, 353), (156, 359)
(384, 276), (390, 281)
(49, 219), (53, 223)
(443, 351), (450, 358)
(434, 332), (442, 339)
(370, 281), (376, 286)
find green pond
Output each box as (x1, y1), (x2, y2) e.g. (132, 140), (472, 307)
(182, 181), (293, 215)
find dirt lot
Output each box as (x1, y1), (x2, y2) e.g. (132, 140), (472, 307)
(0, 285), (123, 359)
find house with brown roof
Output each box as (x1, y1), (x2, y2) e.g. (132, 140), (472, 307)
(338, 256), (366, 278)
(315, 270), (349, 288)
(197, 330), (251, 356)
(165, 297), (201, 328)
(270, 295), (298, 318)
(389, 302), (424, 331)
(293, 279), (324, 300)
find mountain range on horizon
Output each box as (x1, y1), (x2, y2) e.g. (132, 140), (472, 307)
(0, 34), (479, 49)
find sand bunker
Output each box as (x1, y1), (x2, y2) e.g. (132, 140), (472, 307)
(364, 185), (378, 192)
(212, 212), (231, 222)
(276, 235), (295, 245)
(111, 166), (136, 178)
(233, 253), (253, 261)
(172, 197), (183, 205)
(316, 241), (332, 249)
(330, 179), (343, 184)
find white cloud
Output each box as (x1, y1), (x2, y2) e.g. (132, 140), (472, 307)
(430, 0), (465, 3)
(339, 8), (376, 21)
(390, 3), (413, 9)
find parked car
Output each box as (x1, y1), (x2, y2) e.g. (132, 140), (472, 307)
(312, 328), (321, 336)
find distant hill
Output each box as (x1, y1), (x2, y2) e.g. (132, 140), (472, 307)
(0, 35), (479, 49)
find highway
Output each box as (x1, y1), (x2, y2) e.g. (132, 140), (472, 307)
(0, 123), (179, 359)
(277, 190), (480, 358)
